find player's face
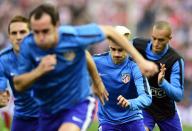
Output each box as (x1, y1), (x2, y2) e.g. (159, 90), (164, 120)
(151, 27), (171, 54)
(109, 41), (127, 64)
(9, 22), (29, 53)
(30, 14), (58, 50)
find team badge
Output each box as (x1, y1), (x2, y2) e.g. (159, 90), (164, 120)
(63, 50), (76, 61)
(121, 73), (130, 84)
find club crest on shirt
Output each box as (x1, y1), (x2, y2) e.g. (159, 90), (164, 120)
(121, 73), (130, 84)
(63, 50), (76, 61)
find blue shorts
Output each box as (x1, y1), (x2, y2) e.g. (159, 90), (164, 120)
(143, 110), (182, 131)
(99, 119), (146, 131)
(11, 116), (38, 131)
(38, 96), (96, 131)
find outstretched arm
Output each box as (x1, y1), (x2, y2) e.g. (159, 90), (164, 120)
(86, 51), (109, 105)
(99, 26), (158, 77)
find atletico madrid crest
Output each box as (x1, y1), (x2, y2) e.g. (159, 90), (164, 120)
(121, 73), (130, 84)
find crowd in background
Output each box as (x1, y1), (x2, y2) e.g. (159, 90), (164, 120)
(0, 0), (192, 127)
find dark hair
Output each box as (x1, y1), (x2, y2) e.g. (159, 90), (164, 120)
(29, 4), (59, 26)
(8, 15), (29, 34)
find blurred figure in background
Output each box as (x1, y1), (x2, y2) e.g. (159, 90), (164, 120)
(133, 21), (184, 131)
(0, 15), (39, 131)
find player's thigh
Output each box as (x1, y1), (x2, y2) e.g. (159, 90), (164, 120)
(11, 117), (38, 131)
(157, 112), (182, 131)
(124, 119), (146, 131)
(61, 96), (96, 131)
(142, 110), (156, 131)
(59, 123), (80, 131)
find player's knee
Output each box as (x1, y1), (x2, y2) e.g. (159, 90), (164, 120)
(58, 122), (80, 131)
(145, 126), (150, 131)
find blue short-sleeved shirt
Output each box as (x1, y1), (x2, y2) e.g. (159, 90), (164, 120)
(0, 46), (39, 118)
(18, 23), (106, 114)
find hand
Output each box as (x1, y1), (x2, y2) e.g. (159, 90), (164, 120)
(37, 55), (57, 75)
(117, 95), (129, 108)
(158, 63), (166, 85)
(139, 60), (158, 77)
(0, 90), (10, 108)
(92, 79), (109, 105)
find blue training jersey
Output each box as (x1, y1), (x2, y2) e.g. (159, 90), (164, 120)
(145, 42), (184, 102)
(0, 46), (39, 118)
(17, 23), (105, 114)
(93, 52), (152, 125)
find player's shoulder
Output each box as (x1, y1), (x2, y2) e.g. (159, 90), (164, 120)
(132, 37), (150, 46)
(127, 56), (138, 67)
(93, 52), (109, 63)
(59, 25), (77, 35)
(20, 33), (34, 48)
(0, 46), (13, 57)
(59, 23), (100, 36)
(127, 56), (135, 63)
(169, 46), (183, 59)
(22, 33), (33, 43)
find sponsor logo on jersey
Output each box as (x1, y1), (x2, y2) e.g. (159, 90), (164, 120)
(151, 86), (166, 98)
(121, 73), (130, 84)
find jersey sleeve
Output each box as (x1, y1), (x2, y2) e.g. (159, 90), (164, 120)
(128, 61), (152, 110)
(159, 59), (184, 102)
(0, 60), (8, 91)
(61, 24), (106, 49)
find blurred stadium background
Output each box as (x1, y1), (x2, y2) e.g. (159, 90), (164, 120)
(0, 0), (192, 130)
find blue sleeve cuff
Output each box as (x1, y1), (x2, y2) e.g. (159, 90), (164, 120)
(127, 100), (134, 110)
(159, 79), (169, 89)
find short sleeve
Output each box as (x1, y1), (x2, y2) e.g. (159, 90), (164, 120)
(0, 60), (8, 91)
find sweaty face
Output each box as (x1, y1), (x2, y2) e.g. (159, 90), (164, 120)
(109, 41), (127, 64)
(151, 27), (171, 54)
(9, 22), (30, 53)
(30, 14), (58, 50)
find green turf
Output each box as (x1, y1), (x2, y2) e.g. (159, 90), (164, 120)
(1, 118), (191, 131)
(88, 121), (192, 131)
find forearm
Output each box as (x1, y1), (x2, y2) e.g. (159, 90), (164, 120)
(128, 92), (152, 110)
(14, 68), (43, 92)
(159, 79), (184, 102)
(159, 60), (184, 102)
(86, 51), (102, 85)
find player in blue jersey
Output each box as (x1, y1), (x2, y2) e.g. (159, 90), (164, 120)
(133, 21), (184, 131)
(94, 26), (152, 131)
(0, 15), (107, 131)
(13, 4), (157, 131)
(0, 16), (39, 131)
